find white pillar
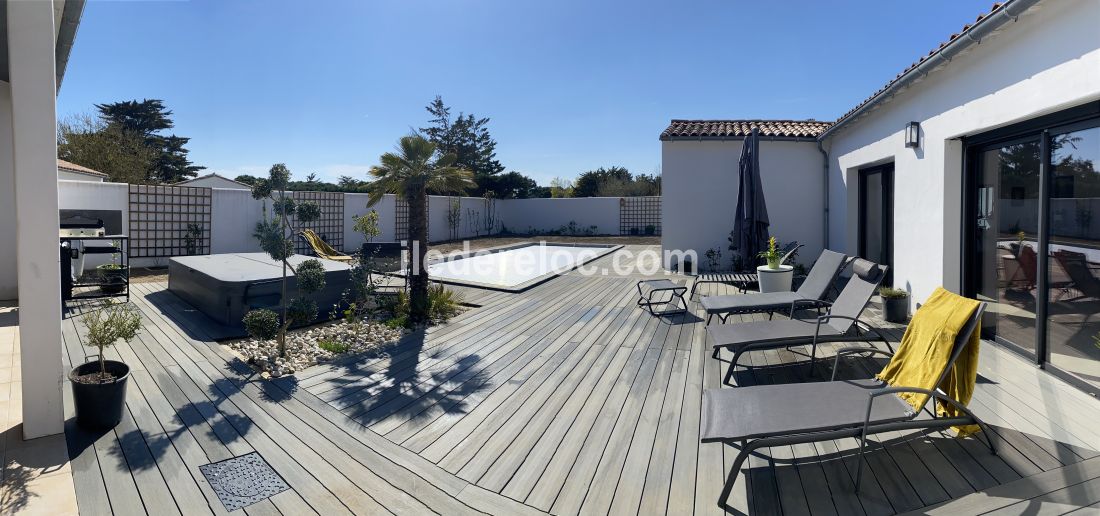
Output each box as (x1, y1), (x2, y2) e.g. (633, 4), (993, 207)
(8, 0), (65, 439)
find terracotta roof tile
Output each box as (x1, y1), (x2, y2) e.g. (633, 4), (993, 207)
(660, 119), (833, 140)
(57, 159), (108, 177)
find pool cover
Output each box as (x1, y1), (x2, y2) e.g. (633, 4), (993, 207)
(168, 253), (351, 327)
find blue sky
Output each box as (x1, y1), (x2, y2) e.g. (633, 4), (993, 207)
(58, 0), (994, 185)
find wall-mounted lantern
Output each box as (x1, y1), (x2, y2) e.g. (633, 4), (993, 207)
(905, 121), (921, 149)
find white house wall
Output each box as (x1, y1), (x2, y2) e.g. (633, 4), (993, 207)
(823, 0), (1100, 307)
(660, 139), (825, 271)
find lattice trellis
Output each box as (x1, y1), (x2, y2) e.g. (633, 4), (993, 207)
(128, 184), (212, 258)
(395, 198), (408, 242)
(620, 196), (662, 236)
(291, 191), (344, 255)
(394, 197), (428, 242)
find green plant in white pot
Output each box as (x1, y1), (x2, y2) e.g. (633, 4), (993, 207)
(69, 300), (143, 429)
(758, 236), (782, 269)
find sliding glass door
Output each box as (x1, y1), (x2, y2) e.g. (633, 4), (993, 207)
(966, 103), (1100, 394)
(972, 138), (1042, 357)
(1046, 124), (1100, 387)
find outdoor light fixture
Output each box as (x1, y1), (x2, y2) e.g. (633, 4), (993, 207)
(905, 121), (921, 148)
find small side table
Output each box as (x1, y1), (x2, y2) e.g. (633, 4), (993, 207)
(757, 264), (794, 293)
(636, 279), (688, 316)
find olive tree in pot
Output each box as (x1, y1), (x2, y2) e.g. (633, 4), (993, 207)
(69, 300), (143, 429)
(879, 287), (910, 323)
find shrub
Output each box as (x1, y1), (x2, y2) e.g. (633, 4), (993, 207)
(353, 209), (381, 242)
(317, 339), (350, 354)
(879, 287), (909, 299)
(385, 284), (464, 327)
(428, 283), (463, 320)
(243, 309), (279, 341)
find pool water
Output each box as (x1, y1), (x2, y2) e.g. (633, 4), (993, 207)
(426, 244), (613, 289)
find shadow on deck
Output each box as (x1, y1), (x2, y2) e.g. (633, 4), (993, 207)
(60, 250), (1100, 515)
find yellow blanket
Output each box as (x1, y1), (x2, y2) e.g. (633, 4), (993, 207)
(875, 287), (982, 436)
(300, 229), (353, 263)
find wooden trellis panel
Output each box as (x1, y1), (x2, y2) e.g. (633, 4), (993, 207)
(128, 184), (212, 258)
(394, 196), (428, 242)
(620, 196), (662, 236)
(395, 198), (408, 242)
(291, 191), (344, 255)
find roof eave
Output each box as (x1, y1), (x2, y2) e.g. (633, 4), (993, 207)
(817, 0), (1041, 141)
(55, 0), (86, 91)
(661, 135), (822, 143)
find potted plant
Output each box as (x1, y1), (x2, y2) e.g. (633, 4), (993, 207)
(879, 287), (910, 323)
(69, 300), (142, 429)
(758, 236), (782, 269)
(704, 247), (722, 272)
(96, 240), (127, 293)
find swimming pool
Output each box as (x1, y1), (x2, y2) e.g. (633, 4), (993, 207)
(424, 243), (620, 291)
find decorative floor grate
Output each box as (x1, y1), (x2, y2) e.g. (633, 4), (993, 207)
(198, 452), (289, 511)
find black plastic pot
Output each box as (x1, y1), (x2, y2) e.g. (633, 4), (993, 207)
(97, 265), (128, 294)
(69, 359), (130, 430)
(883, 296), (910, 323)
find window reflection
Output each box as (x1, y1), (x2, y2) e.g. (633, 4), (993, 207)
(1047, 126), (1100, 388)
(976, 140), (1041, 356)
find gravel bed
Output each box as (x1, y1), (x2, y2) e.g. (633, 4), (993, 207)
(229, 320), (405, 377)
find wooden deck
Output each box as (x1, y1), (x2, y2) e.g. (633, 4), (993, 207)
(62, 246), (1100, 514)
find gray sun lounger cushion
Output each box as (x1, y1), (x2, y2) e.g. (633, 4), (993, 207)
(700, 249), (848, 319)
(700, 379), (914, 442)
(699, 291), (804, 314)
(706, 318), (845, 351)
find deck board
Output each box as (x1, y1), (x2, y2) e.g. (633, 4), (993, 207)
(63, 245), (1100, 515)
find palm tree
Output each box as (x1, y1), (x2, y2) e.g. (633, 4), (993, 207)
(366, 135), (475, 324)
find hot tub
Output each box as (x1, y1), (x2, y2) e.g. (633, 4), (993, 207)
(168, 253), (351, 328)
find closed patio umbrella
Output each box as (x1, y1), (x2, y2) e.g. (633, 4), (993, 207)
(731, 128), (770, 270)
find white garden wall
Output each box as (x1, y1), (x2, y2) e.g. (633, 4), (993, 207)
(498, 197), (621, 236)
(822, 0), (1100, 306)
(343, 193), (397, 250)
(660, 139), (825, 271)
(210, 187), (266, 255)
(46, 181), (647, 275)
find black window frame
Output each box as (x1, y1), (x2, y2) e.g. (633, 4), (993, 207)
(857, 162), (895, 287)
(961, 100), (1100, 397)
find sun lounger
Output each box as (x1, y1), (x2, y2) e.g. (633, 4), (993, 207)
(700, 294), (994, 511)
(708, 258), (888, 385)
(689, 242), (803, 297)
(699, 249), (848, 324)
(300, 229), (353, 263)
(1053, 249), (1100, 301)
